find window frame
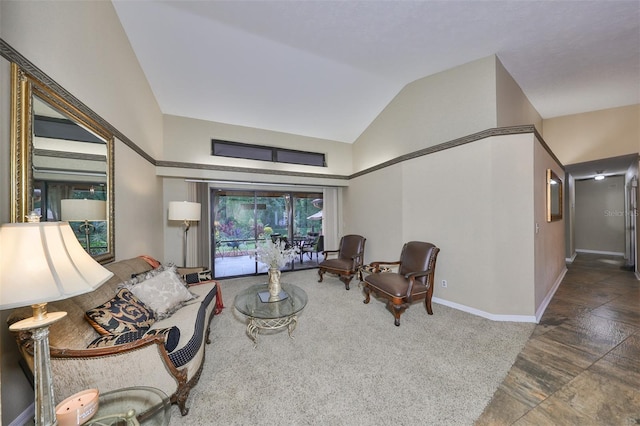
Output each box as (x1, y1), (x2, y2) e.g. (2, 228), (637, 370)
(211, 139), (326, 167)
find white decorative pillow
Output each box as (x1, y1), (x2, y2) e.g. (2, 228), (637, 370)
(124, 269), (197, 319)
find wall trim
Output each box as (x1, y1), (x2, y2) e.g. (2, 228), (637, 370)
(351, 125), (563, 180)
(535, 267), (568, 323)
(156, 160), (349, 180)
(565, 252), (577, 263)
(575, 249), (625, 257)
(432, 297), (538, 323)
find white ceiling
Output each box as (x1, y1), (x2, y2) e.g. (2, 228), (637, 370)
(112, 0), (640, 144)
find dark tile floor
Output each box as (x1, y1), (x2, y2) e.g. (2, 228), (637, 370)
(476, 253), (640, 425)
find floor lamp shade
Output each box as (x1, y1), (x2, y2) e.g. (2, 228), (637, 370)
(168, 201), (201, 267)
(61, 199), (107, 221)
(168, 201), (201, 222)
(0, 222), (114, 310)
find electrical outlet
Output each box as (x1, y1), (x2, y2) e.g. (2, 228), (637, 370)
(441, 279), (447, 288)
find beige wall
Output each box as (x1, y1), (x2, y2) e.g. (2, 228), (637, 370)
(344, 165), (404, 262)
(574, 175), (626, 254)
(352, 56), (498, 173)
(347, 134), (541, 318)
(1, 1), (164, 422)
(163, 115), (352, 177)
(543, 104), (640, 166)
(533, 140), (567, 315)
(496, 57), (543, 131)
(115, 142), (164, 260)
(347, 56), (562, 319)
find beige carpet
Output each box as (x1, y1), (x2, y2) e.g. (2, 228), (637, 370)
(169, 270), (534, 425)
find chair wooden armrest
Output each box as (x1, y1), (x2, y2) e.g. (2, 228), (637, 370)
(404, 269), (431, 280)
(404, 269), (433, 299)
(322, 249), (340, 257)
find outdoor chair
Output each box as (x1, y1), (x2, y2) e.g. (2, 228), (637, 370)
(318, 234), (366, 290)
(362, 241), (440, 326)
(300, 235), (324, 263)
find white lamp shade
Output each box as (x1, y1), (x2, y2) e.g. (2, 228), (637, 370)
(61, 199), (107, 221)
(168, 201), (201, 222)
(0, 222), (114, 310)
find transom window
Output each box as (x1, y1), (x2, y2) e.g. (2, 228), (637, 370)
(211, 139), (326, 167)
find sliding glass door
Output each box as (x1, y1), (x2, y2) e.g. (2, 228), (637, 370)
(212, 189), (323, 278)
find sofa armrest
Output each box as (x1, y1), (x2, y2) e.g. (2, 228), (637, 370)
(51, 334), (171, 358)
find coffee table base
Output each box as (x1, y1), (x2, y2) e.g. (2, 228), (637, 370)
(246, 315), (298, 347)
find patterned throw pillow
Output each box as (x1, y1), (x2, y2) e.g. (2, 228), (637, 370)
(85, 289), (156, 335)
(87, 326), (181, 352)
(123, 269), (197, 320)
(182, 269), (213, 285)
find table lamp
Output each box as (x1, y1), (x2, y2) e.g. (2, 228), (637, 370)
(60, 199), (107, 254)
(168, 201), (201, 267)
(0, 213), (114, 426)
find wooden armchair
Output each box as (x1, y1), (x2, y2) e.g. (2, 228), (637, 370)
(362, 241), (440, 326)
(318, 234), (366, 290)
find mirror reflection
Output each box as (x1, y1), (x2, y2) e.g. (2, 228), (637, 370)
(546, 169), (563, 222)
(32, 96), (109, 256)
(11, 63), (115, 262)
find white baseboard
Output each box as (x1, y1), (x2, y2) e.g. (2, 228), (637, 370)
(575, 249), (625, 257)
(535, 267), (568, 323)
(432, 267), (568, 324)
(565, 252), (577, 263)
(8, 402), (34, 426)
(432, 298), (537, 323)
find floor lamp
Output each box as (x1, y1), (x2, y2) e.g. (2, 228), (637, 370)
(61, 199), (107, 254)
(0, 215), (114, 426)
(168, 201), (201, 267)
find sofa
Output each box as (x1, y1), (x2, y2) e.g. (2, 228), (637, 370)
(7, 255), (223, 416)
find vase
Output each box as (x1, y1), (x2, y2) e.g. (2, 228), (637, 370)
(268, 267), (282, 301)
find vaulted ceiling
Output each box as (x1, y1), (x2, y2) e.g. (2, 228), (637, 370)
(112, 1), (640, 144)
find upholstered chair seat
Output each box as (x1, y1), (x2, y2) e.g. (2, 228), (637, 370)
(364, 273), (430, 299)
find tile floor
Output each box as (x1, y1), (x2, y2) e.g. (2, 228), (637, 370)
(476, 253), (640, 425)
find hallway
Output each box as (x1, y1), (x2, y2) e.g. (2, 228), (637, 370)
(477, 253), (640, 424)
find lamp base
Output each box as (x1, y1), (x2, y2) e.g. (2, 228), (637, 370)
(9, 304), (67, 426)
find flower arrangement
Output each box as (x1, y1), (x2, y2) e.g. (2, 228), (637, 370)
(255, 238), (299, 269)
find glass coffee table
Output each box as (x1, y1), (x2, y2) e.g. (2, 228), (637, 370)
(234, 283), (308, 347)
(86, 386), (170, 425)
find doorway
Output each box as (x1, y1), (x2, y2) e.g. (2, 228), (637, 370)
(211, 189), (324, 278)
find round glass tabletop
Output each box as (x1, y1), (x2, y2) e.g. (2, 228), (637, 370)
(234, 283), (308, 320)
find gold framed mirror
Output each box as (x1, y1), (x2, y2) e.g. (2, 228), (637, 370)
(546, 169), (563, 222)
(11, 63), (115, 263)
